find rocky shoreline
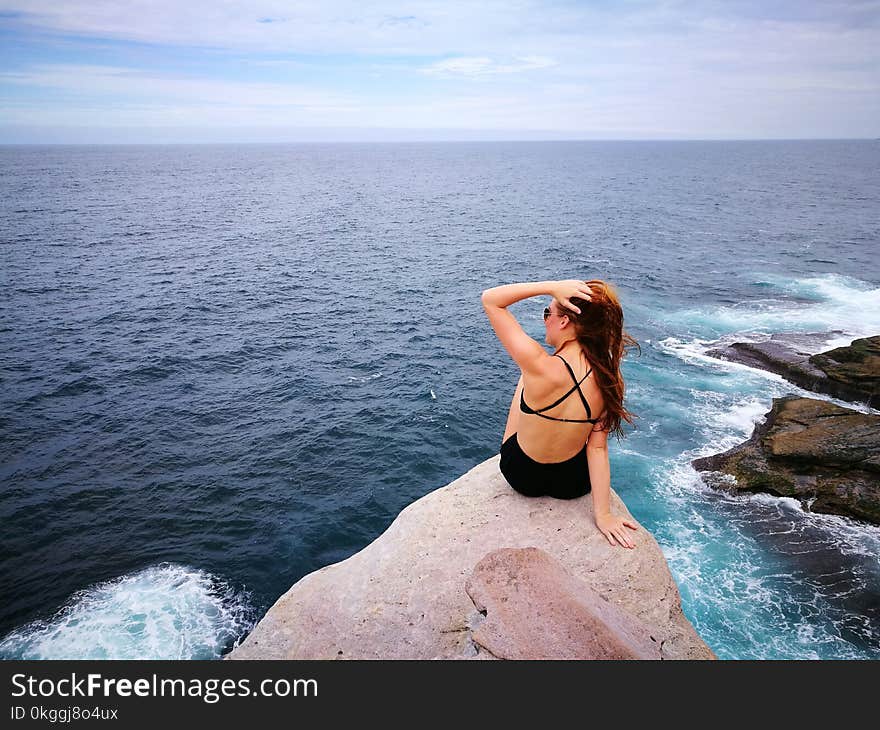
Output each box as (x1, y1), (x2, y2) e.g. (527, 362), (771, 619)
(694, 335), (880, 525)
(227, 456), (715, 660)
(707, 334), (879, 408)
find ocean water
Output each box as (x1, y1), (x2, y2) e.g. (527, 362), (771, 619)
(1, 140), (878, 660)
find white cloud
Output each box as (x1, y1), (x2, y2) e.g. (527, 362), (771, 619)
(1, 1), (878, 138)
(420, 55), (557, 77)
(0, 1), (552, 55)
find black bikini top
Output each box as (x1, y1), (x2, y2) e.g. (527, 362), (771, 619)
(520, 354), (599, 424)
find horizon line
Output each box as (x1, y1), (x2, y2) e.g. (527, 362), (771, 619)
(2, 136), (877, 146)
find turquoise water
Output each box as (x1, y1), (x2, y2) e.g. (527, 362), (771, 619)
(622, 275), (880, 659)
(1, 141), (878, 659)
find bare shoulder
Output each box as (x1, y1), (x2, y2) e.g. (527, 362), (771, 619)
(521, 353), (572, 395)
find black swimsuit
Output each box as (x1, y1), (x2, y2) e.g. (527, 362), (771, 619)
(499, 354), (598, 500)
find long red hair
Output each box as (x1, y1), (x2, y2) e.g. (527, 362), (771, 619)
(568, 280), (639, 439)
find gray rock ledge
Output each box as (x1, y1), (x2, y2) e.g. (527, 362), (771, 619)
(226, 455), (715, 660)
(707, 334), (879, 408)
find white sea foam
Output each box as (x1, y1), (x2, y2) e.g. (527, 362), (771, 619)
(654, 336), (721, 368)
(663, 273), (880, 344)
(655, 345), (879, 424)
(654, 337), (792, 389)
(347, 372), (382, 383)
(690, 390), (768, 446)
(656, 379), (880, 569)
(0, 563), (253, 660)
(756, 272), (880, 308)
(650, 456), (880, 659)
(764, 499), (880, 562)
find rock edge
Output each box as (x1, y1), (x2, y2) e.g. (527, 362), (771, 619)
(226, 455), (715, 660)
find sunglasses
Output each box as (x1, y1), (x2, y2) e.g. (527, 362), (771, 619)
(543, 307), (566, 321)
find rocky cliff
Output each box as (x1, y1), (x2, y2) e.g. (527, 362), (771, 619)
(697, 334), (880, 524)
(693, 396), (880, 524)
(227, 455), (715, 660)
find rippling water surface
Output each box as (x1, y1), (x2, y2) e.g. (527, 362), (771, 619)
(1, 141), (878, 659)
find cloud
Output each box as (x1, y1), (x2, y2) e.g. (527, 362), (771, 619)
(420, 56), (557, 77)
(0, 1), (538, 55)
(0, 1), (878, 139)
(0, 64), (358, 117)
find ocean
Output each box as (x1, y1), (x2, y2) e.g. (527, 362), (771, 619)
(1, 140), (878, 660)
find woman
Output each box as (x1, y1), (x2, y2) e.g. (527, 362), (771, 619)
(481, 278), (639, 549)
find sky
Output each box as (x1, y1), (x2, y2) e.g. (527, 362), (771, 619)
(1, 0), (878, 143)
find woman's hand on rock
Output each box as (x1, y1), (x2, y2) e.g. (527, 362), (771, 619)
(595, 512), (638, 549)
(550, 280), (593, 314)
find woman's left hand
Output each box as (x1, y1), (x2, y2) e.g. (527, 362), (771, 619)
(595, 512), (638, 549)
(549, 280), (593, 314)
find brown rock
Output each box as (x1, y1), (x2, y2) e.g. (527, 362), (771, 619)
(466, 547), (662, 660)
(692, 396), (880, 524)
(810, 337), (880, 405)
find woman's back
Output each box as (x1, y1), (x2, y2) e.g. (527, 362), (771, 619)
(516, 347), (605, 462)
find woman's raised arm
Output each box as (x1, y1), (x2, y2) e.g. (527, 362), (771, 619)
(481, 279), (593, 312)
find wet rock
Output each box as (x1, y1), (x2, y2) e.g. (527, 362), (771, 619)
(693, 396), (880, 524)
(707, 334), (879, 408)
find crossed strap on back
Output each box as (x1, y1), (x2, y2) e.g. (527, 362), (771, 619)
(520, 354), (598, 423)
